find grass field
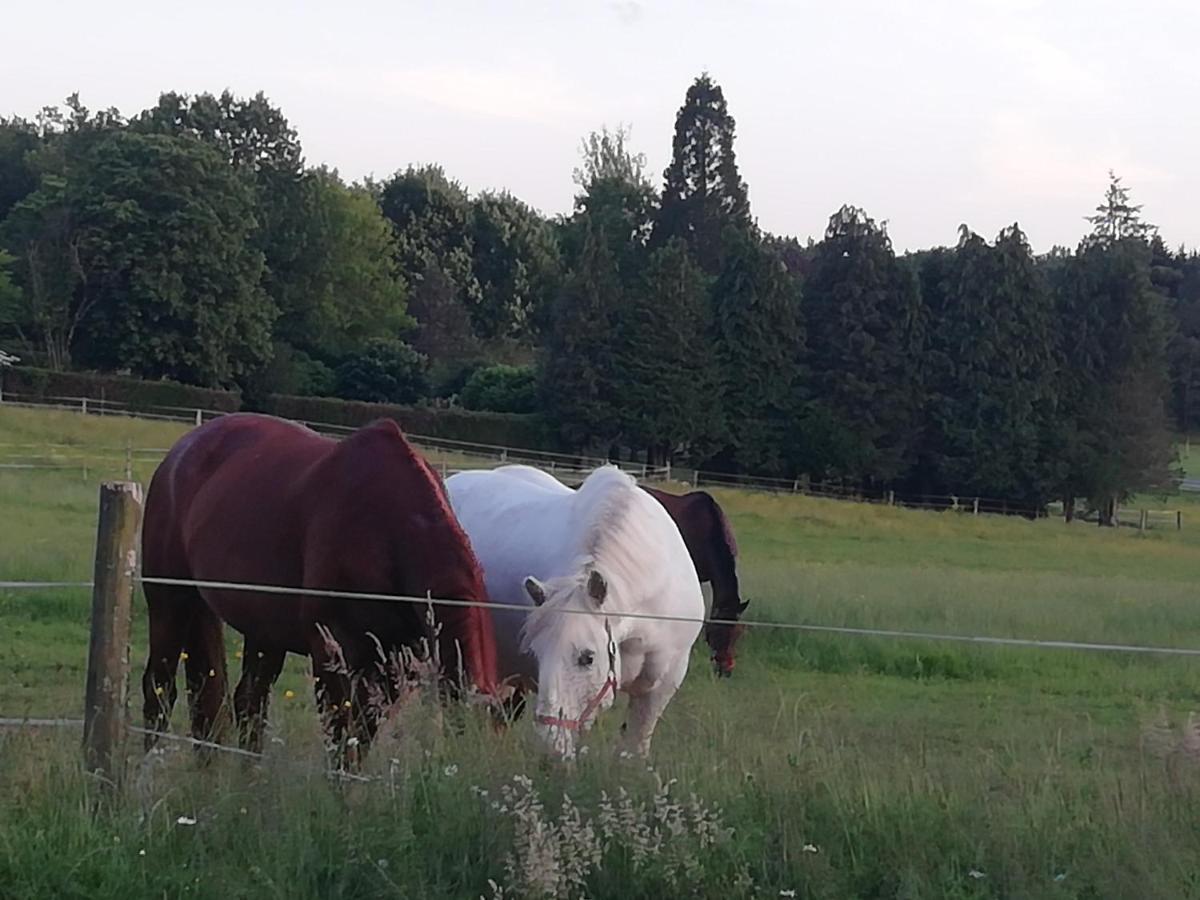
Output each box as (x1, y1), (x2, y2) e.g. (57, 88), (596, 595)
(2, 407), (1200, 898)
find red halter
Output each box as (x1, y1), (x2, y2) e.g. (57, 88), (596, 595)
(534, 618), (619, 732)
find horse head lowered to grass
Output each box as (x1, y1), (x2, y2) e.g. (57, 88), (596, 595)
(140, 413), (500, 768)
(445, 464), (704, 759)
(641, 486), (748, 677)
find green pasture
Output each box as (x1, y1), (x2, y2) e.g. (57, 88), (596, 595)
(1, 407), (1199, 898)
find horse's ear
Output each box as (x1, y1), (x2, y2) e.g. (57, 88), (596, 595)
(737, 599), (750, 614)
(586, 570), (607, 606)
(524, 577), (548, 606)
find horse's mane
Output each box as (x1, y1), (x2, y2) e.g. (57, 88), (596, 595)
(521, 465), (652, 650)
(359, 420), (498, 692)
(705, 493), (739, 560)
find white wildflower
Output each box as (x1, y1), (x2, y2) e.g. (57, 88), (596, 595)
(176, 816), (197, 826)
(968, 869), (986, 879)
(444, 764), (459, 777)
(802, 843), (818, 853)
(780, 891), (797, 898)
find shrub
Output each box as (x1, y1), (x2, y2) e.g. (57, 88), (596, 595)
(334, 339), (428, 404)
(460, 364), (538, 414)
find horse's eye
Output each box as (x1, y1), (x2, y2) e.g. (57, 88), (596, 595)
(577, 649), (595, 667)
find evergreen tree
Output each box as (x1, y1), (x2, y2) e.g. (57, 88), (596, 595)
(613, 238), (715, 464)
(1054, 178), (1176, 523)
(540, 225), (625, 450)
(710, 228), (803, 474)
(801, 206), (924, 483)
(917, 225), (1058, 505)
(654, 74), (751, 273)
(1085, 171), (1154, 245)
(1167, 249), (1200, 430)
(1059, 239), (1175, 522)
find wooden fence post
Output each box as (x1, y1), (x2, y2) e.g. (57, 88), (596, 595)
(692, 469), (699, 488)
(664, 460), (671, 482)
(1178, 510), (1183, 531)
(973, 498), (980, 516)
(194, 409), (202, 427)
(887, 490), (895, 506)
(124, 441), (133, 480)
(1138, 509), (1148, 534)
(83, 481), (143, 790)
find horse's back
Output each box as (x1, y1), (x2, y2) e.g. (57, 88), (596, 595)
(445, 467), (577, 587)
(145, 415), (327, 568)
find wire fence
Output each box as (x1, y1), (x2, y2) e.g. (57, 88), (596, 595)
(4, 575), (1200, 658)
(5, 570), (1200, 771)
(1, 390), (1189, 526)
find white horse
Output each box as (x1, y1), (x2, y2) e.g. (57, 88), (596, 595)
(445, 464), (704, 758)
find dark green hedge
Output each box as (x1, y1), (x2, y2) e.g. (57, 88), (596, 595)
(262, 394), (553, 449)
(0, 366), (553, 450)
(2, 367), (241, 413)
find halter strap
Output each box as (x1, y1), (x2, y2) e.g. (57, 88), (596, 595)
(534, 618), (618, 732)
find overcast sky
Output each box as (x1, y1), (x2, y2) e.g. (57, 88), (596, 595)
(4, 0), (1195, 252)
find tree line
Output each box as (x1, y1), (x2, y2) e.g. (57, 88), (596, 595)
(1, 77), (1196, 521)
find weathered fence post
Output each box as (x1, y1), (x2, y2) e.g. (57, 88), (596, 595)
(887, 490), (895, 506)
(1138, 509), (1148, 534)
(1178, 510), (1183, 531)
(83, 481), (143, 790)
(973, 498), (980, 516)
(664, 460), (671, 482)
(81, 397), (88, 416)
(124, 441), (133, 480)
(194, 409), (202, 427)
(692, 469), (699, 488)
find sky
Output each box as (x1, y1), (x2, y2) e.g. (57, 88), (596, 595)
(3, 0), (1196, 253)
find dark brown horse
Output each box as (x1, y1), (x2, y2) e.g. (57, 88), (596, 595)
(641, 486), (747, 677)
(140, 414), (499, 765)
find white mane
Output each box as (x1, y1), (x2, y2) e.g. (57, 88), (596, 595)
(521, 465), (665, 650)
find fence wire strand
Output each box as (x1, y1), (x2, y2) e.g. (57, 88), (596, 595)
(4, 576), (1200, 659)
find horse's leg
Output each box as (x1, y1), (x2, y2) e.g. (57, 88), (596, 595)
(620, 653), (691, 757)
(233, 642), (286, 755)
(183, 605), (230, 754)
(140, 584), (192, 752)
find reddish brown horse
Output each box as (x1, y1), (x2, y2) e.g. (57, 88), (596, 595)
(641, 486), (748, 677)
(140, 414), (499, 764)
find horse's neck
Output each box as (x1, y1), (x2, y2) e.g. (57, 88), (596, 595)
(707, 547), (742, 616)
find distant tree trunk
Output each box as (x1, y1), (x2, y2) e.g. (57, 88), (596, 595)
(1063, 495), (1075, 523)
(1098, 496), (1117, 527)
